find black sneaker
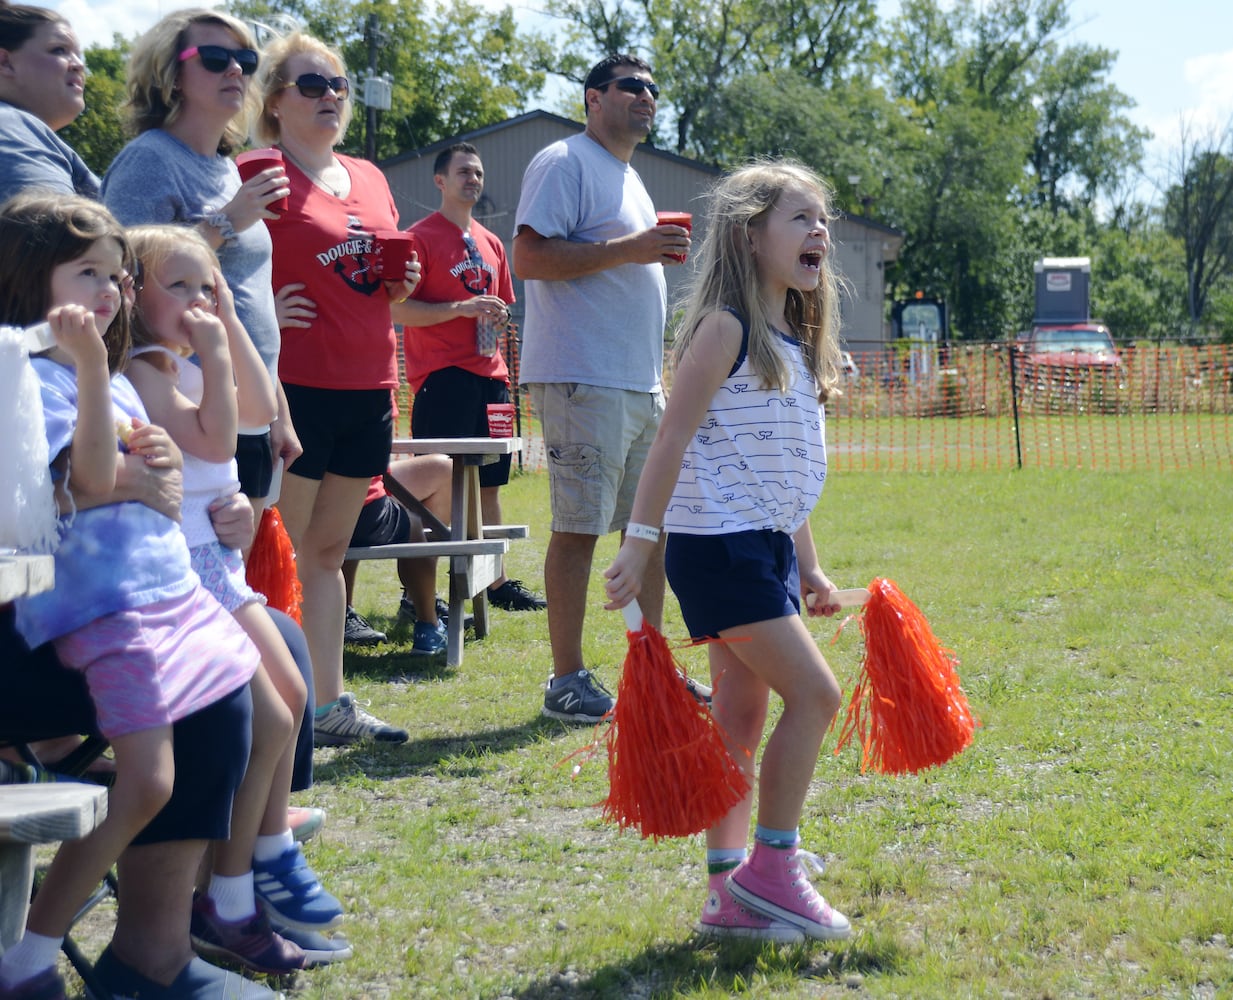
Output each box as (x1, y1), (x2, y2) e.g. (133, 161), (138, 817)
(344, 606), (385, 646)
(487, 579), (547, 611)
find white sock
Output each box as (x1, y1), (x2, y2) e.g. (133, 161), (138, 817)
(0, 930), (62, 986)
(207, 870), (256, 923)
(253, 828), (295, 864)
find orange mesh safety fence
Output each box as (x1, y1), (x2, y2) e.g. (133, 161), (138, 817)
(392, 335), (1233, 474)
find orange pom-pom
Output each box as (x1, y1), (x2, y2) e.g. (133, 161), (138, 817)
(597, 606), (750, 840)
(833, 577), (977, 774)
(245, 505), (302, 623)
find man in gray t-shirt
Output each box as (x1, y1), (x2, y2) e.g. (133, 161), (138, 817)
(513, 53), (691, 723)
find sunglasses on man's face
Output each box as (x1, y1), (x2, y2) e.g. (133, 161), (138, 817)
(178, 44), (259, 75)
(281, 73), (350, 101)
(596, 76), (659, 100)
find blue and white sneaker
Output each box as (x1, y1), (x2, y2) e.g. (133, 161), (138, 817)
(253, 845), (344, 932)
(410, 619), (447, 656)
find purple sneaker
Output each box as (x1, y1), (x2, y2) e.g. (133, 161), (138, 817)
(190, 894), (305, 975)
(0, 968), (66, 1000)
(727, 843), (851, 941)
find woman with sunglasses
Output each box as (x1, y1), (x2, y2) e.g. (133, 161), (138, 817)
(102, 8), (299, 531)
(253, 31), (419, 748)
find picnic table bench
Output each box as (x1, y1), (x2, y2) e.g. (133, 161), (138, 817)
(344, 437), (529, 666)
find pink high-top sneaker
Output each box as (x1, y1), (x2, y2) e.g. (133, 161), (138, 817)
(696, 873), (805, 944)
(726, 843), (851, 941)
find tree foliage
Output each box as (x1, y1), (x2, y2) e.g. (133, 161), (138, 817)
(227, 0), (553, 160)
(1162, 120), (1233, 332)
(59, 37), (130, 176)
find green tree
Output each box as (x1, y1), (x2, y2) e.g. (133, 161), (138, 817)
(228, 0), (552, 161)
(543, 0), (879, 155)
(1028, 42), (1147, 215)
(59, 37), (130, 176)
(1162, 121), (1233, 333)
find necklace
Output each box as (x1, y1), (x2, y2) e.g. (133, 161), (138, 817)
(279, 146), (347, 198)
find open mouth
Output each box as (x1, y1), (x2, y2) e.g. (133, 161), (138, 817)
(799, 250), (823, 270)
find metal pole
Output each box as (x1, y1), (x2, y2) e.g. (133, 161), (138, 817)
(1008, 343), (1023, 469)
(365, 13), (378, 162)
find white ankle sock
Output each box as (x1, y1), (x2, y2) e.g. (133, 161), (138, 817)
(0, 930), (62, 986)
(253, 828), (295, 864)
(207, 871), (256, 922)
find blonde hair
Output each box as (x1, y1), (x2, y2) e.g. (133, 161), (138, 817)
(127, 224), (219, 349)
(674, 159), (845, 402)
(253, 32), (352, 146)
(123, 8), (259, 154)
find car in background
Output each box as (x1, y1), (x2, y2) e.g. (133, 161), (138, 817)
(1013, 322), (1125, 410)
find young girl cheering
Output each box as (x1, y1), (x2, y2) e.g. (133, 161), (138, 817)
(604, 160), (852, 944)
(0, 194), (259, 999)
(124, 224), (344, 974)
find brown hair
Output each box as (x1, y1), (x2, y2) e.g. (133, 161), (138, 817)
(0, 4), (66, 53)
(0, 191), (133, 373)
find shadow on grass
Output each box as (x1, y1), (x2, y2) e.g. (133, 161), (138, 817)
(504, 935), (900, 999)
(313, 713), (580, 783)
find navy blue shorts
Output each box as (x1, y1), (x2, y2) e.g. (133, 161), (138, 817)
(412, 367), (512, 489)
(664, 529), (800, 640)
(132, 684), (252, 845)
(236, 431), (274, 500)
(283, 384), (393, 481)
(350, 493), (415, 547)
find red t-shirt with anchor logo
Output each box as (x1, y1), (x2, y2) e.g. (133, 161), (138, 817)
(269, 153), (400, 390)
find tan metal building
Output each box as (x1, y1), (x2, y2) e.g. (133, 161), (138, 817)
(380, 110), (902, 353)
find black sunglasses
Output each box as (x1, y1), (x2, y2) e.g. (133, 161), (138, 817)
(281, 73), (350, 101)
(121, 260), (144, 294)
(596, 76), (659, 100)
(178, 45), (259, 75)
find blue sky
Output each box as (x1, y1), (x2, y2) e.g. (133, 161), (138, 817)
(50, 0), (1233, 198)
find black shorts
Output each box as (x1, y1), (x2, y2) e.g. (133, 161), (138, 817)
(236, 431), (274, 500)
(349, 493), (416, 547)
(664, 529), (801, 640)
(412, 367), (512, 489)
(283, 384), (393, 481)
(0, 609), (254, 844)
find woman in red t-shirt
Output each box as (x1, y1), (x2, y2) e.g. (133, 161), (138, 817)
(255, 31), (419, 746)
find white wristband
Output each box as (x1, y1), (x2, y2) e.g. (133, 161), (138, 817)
(626, 522), (661, 543)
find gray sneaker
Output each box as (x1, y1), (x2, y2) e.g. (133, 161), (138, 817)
(313, 693), (407, 746)
(542, 669), (615, 723)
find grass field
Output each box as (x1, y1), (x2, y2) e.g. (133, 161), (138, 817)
(67, 466), (1233, 998)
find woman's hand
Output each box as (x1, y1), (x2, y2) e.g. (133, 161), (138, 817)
(274, 282), (317, 330)
(386, 252), (421, 304)
(221, 167), (290, 233)
(801, 569), (841, 617)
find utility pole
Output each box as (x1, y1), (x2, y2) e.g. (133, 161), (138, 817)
(362, 13), (392, 162)
(365, 14), (379, 162)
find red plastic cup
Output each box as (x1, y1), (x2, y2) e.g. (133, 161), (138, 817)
(236, 148), (288, 212)
(486, 403), (515, 438)
(656, 211), (692, 262)
(372, 230), (418, 282)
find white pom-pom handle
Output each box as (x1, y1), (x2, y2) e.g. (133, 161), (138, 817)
(806, 588), (870, 610)
(621, 599), (644, 632)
